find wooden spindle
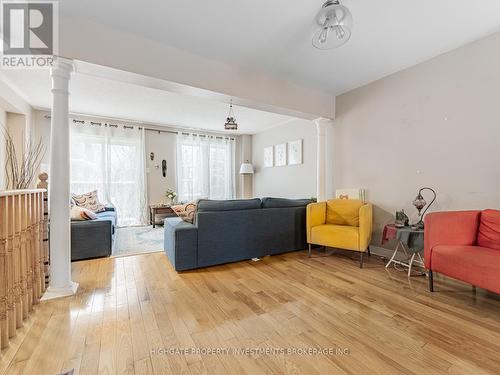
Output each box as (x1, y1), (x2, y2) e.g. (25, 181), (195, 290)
(39, 191), (47, 293)
(26, 193), (34, 311)
(37, 173), (50, 290)
(13, 194), (23, 328)
(6, 194), (16, 337)
(0, 196), (8, 349)
(20, 193), (29, 319)
(32, 193), (41, 303)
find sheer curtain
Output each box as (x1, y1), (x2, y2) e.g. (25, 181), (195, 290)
(176, 134), (235, 202)
(70, 122), (148, 226)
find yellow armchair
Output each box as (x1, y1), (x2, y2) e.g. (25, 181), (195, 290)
(306, 199), (373, 267)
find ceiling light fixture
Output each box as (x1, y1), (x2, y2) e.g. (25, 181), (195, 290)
(312, 0), (353, 50)
(224, 99), (238, 130)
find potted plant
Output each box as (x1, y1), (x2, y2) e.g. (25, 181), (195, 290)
(2, 126), (46, 189)
(165, 188), (177, 205)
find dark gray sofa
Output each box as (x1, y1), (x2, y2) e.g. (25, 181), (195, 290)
(163, 197), (312, 271)
(71, 206), (116, 261)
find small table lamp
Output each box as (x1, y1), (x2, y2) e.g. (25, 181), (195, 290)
(412, 187), (436, 229)
(239, 161), (254, 175)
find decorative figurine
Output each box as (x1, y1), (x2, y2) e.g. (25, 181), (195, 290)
(395, 209), (409, 227)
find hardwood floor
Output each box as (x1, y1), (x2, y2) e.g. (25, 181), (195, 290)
(1, 249), (500, 375)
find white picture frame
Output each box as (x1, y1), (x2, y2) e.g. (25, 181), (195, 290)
(288, 139), (303, 165)
(275, 143), (287, 167)
(264, 146), (274, 168)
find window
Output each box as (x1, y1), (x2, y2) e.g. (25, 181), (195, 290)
(176, 134), (235, 202)
(70, 123), (148, 226)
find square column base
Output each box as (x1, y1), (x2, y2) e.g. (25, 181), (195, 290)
(41, 282), (79, 301)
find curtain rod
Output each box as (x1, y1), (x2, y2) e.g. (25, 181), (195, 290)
(70, 118), (235, 140)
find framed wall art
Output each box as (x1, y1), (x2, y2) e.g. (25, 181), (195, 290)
(275, 143), (287, 167)
(264, 146), (274, 168)
(288, 139), (303, 165)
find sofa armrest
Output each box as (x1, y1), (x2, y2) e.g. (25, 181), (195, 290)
(164, 217), (198, 271)
(359, 203), (373, 251)
(306, 202), (326, 243)
(424, 210), (481, 269)
(71, 220), (112, 261)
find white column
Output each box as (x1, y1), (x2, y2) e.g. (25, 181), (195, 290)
(314, 118), (334, 202)
(42, 58), (78, 300)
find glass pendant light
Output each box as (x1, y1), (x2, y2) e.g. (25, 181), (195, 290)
(224, 99), (238, 130)
(312, 0), (353, 50)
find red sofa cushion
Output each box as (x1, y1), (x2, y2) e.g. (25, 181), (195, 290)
(424, 211), (480, 269)
(477, 209), (500, 250)
(432, 245), (500, 293)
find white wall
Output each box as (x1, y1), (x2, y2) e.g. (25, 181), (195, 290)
(32, 110), (50, 167)
(252, 119), (317, 199)
(0, 77), (35, 189)
(334, 31), (500, 243)
(0, 107), (6, 189)
(6, 113), (27, 174)
(145, 131), (177, 204)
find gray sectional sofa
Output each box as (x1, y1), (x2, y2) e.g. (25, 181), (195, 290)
(71, 206), (117, 261)
(163, 197), (312, 271)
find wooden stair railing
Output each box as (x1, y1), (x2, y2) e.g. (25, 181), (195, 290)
(0, 188), (49, 349)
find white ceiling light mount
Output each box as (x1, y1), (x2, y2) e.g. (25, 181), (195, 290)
(224, 99), (238, 130)
(312, 0), (353, 50)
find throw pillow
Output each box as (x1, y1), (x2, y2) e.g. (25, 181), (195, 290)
(477, 209), (500, 250)
(326, 199), (364, 226)
(171, 202), (197, 224)
(72, 190), (106, 213)
(70, 206), (97, 221)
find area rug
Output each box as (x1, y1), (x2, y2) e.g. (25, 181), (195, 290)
(113, 225), (164, 257)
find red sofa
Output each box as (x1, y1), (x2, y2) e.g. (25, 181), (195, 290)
(424, 210), (500, 294)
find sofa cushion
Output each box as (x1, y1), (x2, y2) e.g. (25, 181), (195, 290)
(310, 224), (360, 251)
(261, 197), (312, 208)
(171, 202), (197, 224)
(70, 206), (97, 221)
(431, 245), (500, 293)
(95, 210), (117, 233)
(326, 199), (364, 227)
(72, 190), (106, 213)
(197, 198), (261, 212)
(477, 209), (500, 251)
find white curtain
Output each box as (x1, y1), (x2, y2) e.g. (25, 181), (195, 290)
(176, 134), (235, 202)
(70, 122), (148, 227)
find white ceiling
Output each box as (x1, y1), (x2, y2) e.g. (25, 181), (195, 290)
(0, 69), (296, 134)
(59, 0), (500, 95)
(5, 1), (500, 133)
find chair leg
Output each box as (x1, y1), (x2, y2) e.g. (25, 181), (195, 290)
(367, 246), (371, 256)
(359, 252), (363, 268)
(428, 270), (434, 292)
(308, 244), (312, 258)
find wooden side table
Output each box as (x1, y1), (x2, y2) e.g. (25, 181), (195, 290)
(149, 204), (176, 228)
